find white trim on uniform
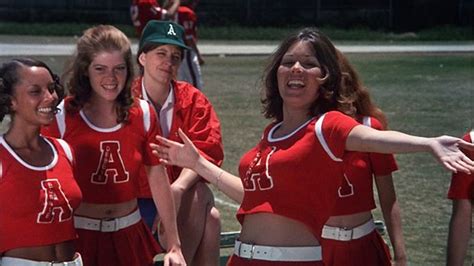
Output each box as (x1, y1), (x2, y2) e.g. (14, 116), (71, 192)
(362, 116), (371, 127)
(56, 100), (66, 138)
(56, 138), (74, 164)
(267, 117), (313, 142)
(138, 99), (151, 133)
(470, 130), (474, 143)
(79, 110), (122, 132)
(315, 113), (343, 162)
(0, 135), (58, 171)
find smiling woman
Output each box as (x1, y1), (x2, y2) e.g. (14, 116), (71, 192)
(0, 58), (83, 265)
(149, 27), (474, 266)
(40, 25), (185, 266)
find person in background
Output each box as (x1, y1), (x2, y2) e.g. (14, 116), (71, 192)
(320, 51), (407, 266)
(41, 25), (185, 266)
(133, 20), (222, 266)
(130, 0), (181, 36)
(150, 27), (474, 266)
(0, 58), (83, 265)
(446, 129), (473, 266)
(174, 0), (204, 90)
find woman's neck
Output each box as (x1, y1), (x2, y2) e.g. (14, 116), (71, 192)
(82, 100), (119, 128)
(4, 124), (41, 150)
(142, 76), (171, 108)
(275, 109), (312, 138)
(4, 123), (53, 166)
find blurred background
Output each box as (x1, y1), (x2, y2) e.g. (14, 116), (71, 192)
(0, 0), (472, 31)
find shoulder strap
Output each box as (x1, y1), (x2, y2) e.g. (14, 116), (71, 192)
(362, 116), (372, 127)
(315, 113), (343, 162)
(55, 138), (74, 164)
(56, 100), (66, 138)
(138, 99), (151, 133)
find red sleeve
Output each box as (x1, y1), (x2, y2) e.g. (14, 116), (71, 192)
(448, 132), (474, 199)
(320, 111), (360, 160)
(367, 117), (398, 176)
(186, 94), (224, 167)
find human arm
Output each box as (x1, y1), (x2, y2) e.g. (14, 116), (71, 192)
(146, 164), (186, 265)
(151, 128), (244, 203)
(167, 90), (224, 206)
(374, 174), (407, 266)
(345, 125), (474, 174)
(170, 168), (200, 212)
(162, 0), (180, 18)
(447, 199), (472, 266)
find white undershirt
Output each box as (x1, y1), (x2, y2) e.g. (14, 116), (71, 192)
(141, 79), (174, 137)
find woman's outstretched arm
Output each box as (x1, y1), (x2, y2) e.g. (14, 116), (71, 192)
(151, 128), (244, 203)
(346, 125), (474, 174)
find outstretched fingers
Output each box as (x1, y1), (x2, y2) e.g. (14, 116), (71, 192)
(442, 152), (474, 175)
(150, 142), (171, 165)
(150, 128), (200, 169)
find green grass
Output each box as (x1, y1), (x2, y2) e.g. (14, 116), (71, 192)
(0, 22), (473, 41)
(0, 53), (472, 265)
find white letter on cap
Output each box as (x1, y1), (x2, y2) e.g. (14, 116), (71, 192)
(167, 24), (177, 36)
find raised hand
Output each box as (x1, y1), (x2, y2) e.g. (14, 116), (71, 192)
(151, 128), (200, 170)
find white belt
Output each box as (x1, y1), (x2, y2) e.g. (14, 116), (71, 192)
(0, 253), (82, 266)
(322, 218), (376, 241)
(234, 240), (322, 262)
(74, 209), (141, 232)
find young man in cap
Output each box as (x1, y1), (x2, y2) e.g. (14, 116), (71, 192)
(133, 20), (223, 266)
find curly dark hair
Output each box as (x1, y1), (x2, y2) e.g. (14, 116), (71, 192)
(63, 25), (134, 123)
(0, 58), (63, 122)
(261, 28), (344, 122)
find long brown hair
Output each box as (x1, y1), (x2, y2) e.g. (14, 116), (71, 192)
(337, 49), (388, 128)
(63, 25), (134, 123)
(261, 27), (346, 122)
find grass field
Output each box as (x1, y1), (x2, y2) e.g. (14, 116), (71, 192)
(0, 52), (472, 265)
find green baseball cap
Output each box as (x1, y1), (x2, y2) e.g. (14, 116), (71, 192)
(139, 20), (190, 51)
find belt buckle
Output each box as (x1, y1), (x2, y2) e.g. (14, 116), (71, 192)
(337, 227), (353, 241)
(249, 245), (256, 260)
(100, 217), (119, 232)
(239, 242), (255, 260)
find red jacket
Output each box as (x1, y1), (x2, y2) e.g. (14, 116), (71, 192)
(132, 78), (224, 196)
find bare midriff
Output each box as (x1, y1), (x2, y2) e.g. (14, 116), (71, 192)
(75, 198), (138, 219)
(325, 211), (373, 228)
(4, 240), (76, 262)
(239, 213), (320, 246)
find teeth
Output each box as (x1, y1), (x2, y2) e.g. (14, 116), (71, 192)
(38, 107), (53, 113)
(103, 84), (117, 90)
(288, 80), (304, 87)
